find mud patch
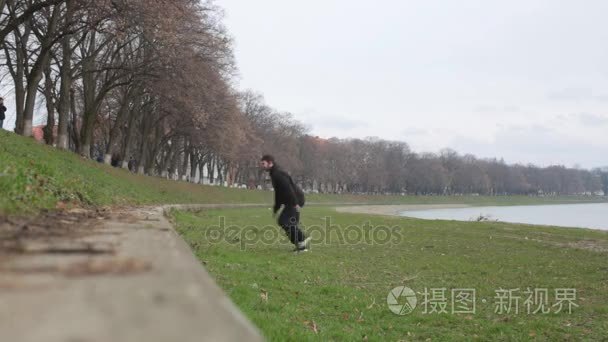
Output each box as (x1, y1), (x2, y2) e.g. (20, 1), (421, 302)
(2, 257), (152, 276)
(0, 207), (109, 253)
(0, 207), (150, 288)
(13, 241), (116, 254)
(62, 257), (152, 276)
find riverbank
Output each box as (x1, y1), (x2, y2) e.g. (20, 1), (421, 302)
(335, 204), (472, 216)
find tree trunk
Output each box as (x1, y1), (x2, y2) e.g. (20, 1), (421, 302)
(207, 156), (215, 184)
(78, 31), (100, 157)
(180, 140), (190, 181)
(120, 106), (139, 169)
(190, 150), (198, 182)
(198, 161), (205, 184)
(20, 68), (44, 137)
(69, 88), (80, 151)
(104, 88), (130, 164)
(43, 58), (55, 145)
(57, 35), (72, 149)
(9, 28), (28, 134)
(79, 67), (96, 155)
(137, 112), (152, 175)
(19, 4), (60, 137)
(56, 0), (72, 149)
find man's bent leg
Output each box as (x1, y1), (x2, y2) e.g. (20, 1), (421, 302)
(278, 206), (305, 245)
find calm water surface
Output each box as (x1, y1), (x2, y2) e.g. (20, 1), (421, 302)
(400, 203), (608, 231)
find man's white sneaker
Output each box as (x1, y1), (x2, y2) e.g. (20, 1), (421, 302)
(298, 236), (312, 250)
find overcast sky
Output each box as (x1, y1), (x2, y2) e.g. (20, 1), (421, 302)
(218, 0), (608, 169)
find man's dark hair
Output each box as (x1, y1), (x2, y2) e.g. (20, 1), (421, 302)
(261, 154), (275, 163)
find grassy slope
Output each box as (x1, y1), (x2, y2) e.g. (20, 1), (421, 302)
(0, 130), (272, 214)
(1, 130), (606, 215)
(173, 207), (608, 341)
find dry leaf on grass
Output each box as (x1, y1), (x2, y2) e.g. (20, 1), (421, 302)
(366, 297), (376, 309)
(260, 289), (268, 303)
(303, 320), (319, 334)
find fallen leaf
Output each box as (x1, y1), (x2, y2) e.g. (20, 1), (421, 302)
(260, 289), (268, 303)
(310, 320), (319, 334)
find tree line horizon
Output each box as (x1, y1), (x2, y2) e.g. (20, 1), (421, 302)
(2, 0), (607, 196)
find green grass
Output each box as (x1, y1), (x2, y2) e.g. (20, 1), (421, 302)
(1, 130), (606, 215)
(172, 207), (608, 341)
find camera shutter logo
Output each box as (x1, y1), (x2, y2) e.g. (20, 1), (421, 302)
(387, 286), (417, 315)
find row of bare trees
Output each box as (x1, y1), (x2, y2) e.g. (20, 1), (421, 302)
(297, 139), (606, 196)
(2, 0), (606, 196)
(2, 0), (252, 175)
(227, 92), (607, 196)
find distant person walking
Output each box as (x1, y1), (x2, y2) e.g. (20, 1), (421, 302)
(260, 155), (311, 252)
(0, 97), (6, 129)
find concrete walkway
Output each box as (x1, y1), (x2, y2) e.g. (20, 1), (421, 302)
(0, 205), (265, 342)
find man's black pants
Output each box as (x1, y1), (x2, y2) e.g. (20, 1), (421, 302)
(278, 206), (305, 245)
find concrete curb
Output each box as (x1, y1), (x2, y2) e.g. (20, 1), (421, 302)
(0, 205), (265, 342)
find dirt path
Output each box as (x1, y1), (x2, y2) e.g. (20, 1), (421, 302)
(0, 205), (264, 342)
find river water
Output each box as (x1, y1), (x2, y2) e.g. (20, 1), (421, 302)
(400, 203), (608, 231)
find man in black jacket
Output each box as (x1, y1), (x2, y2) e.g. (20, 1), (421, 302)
(260, 154), (311, 252)
(0, 97), (6, 129)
